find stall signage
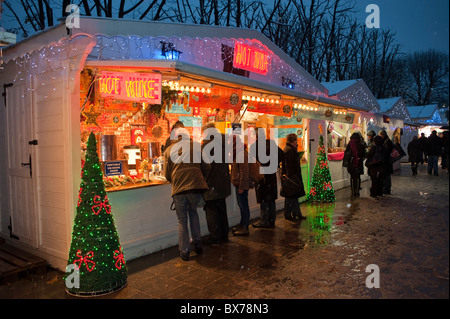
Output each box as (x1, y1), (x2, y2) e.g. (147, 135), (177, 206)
(247, 100), (293, 117)
(233, 42), (270, 75)
(105, 161), (123, 176)
(274, 116), (303, 126)
(99, 71), (162, 104)
(189, 87), (242, 112)
(276, 128), (304, 138)
(179, 116), (202, 127)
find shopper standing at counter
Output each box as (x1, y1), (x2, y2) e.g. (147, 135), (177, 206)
(231, 134), (252, 236)
(343, 132), (366, 197)
(164, 127), (210, 261)
(201, 123), (232, 243)
(379, 129), (394, 194)
(250, 128), (284, 229)
(281, 133), (306, 220)
(163, 120), (185, 152)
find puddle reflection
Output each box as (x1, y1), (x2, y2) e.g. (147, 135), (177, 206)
(300, 203), (340, 246)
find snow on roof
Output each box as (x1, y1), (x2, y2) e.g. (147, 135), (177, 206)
(378, 97), (400, 112)
(407, 105), (438, 119)
(321, 79), (359, 96)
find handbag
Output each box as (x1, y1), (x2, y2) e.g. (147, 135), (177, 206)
(365, 151), (384, 167)
(280, 174), (305, 198)
(249, 160), (264, 184)
(342, 149), (353, 168)
(390, 143), (406, 163)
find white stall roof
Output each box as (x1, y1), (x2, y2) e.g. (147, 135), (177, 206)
(378, 97), (411, 122)
(407, 105), (438, 119)
(321, 79), (358, 96)
(321, 78), (380, 112)
(2, 17), (328, 95)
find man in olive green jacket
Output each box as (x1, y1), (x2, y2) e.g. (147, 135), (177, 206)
(164, 128), (209, 261)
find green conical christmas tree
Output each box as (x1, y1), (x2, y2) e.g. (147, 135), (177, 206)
(65, 132), (127, 296)
(307, 135), (335, 202)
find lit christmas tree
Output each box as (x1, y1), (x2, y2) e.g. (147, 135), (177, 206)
(65, 132), (127, 296)
(307, 132), (335, 203)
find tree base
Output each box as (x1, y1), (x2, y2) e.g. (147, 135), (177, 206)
(65, 279), (128, 298)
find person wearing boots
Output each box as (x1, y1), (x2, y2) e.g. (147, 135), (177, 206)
(281, 133), (306, 220)
(250, 128), (284, 229)
(344, 132), (366, 197)
(230, 135), (252, 236)
(379, 129), (394, 194)
(407, 135), (422, 176)
(365, 135), (388, 198)
(201, 123), (232, 244)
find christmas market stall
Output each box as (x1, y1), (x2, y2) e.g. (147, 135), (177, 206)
(0, 17), (376, 270)
(378, 97), (413, 166)
(320, 79), (381, 188)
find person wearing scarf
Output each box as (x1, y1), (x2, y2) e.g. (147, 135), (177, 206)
(344, 132), (366, 196)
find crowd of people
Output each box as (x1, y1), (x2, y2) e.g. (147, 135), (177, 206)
(162, 121), (448, 261)
(163, 122), (305, 261)
(343, 128), (449, 200)
(343, 129), (396, 198)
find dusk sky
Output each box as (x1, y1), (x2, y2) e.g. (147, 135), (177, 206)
(355, 0), (449, 54)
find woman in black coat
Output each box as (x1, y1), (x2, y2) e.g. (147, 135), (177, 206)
(250, 129), (284, 228)
(343, 132), (366, 197)
(407, 135), (422, 176)
(365, 135), (388, 197)
(281, 133), (305, 220)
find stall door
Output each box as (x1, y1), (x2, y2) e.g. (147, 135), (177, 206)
(5, 83), (38, 248)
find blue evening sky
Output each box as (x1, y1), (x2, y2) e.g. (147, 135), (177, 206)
(354, 0), (449, 54)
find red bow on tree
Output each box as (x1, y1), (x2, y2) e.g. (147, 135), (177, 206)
(323, 181), (332, 191)
(113, 247), (125, 270)
(74, 250), (96, 272)
(92, 195), (111, 215)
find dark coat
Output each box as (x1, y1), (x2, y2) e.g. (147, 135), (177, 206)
(427, 133), (443, 156)
(407, 138), (422, 163)
(250, 139), (284, 203)
(366, 144), (388, 175)
(382, 136), (394, 174)
(419, 136), (428, 153)
(282, 143), (305, 198)
(202, 134), (231, 201)
(344, 139), (366, 175)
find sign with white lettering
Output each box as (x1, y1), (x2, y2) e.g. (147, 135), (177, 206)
(105, 161), (123, 176)
(98, 71), (162, 104)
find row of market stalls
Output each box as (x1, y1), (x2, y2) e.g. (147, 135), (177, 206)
(0, 17), (426, 270)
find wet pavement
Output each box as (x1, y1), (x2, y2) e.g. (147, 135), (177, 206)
(0, 163), (448, 301)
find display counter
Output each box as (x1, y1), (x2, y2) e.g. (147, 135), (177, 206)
(327, 151), (344, 161)
(105, 179), (169, 192)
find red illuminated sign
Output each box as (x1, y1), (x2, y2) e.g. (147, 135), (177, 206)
(233, 42), (270, 75)
(98, 71), (162, 104)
